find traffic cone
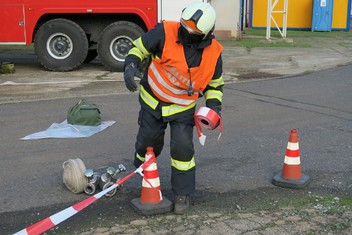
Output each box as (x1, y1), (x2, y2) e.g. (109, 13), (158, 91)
(272, 129), (311, 189)
(131, 147), (173, 215)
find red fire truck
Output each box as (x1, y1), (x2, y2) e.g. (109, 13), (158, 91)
(0, 0), (203, 72)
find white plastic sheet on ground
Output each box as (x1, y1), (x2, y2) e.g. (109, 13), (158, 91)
(21, 120), (116, 140)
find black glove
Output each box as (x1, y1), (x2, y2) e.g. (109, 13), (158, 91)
(124, 62), (141, 92)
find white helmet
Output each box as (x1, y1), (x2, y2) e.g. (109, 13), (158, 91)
(180, 2), (216, 36)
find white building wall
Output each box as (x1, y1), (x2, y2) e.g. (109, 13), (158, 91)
(210, 0), (240, 39)
(159, 0), (240, 40)
(159, 0), (207, 21)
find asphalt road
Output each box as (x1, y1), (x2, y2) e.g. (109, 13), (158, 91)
(0, 57), (352, 234)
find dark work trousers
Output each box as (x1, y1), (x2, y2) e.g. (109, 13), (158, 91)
(134, 107), (196, 195)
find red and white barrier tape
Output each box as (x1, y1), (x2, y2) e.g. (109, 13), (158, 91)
(194, 107), (223, 146)
(14, 157), (155, 235)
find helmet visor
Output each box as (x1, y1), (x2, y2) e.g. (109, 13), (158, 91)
(180, 19), (203, 35)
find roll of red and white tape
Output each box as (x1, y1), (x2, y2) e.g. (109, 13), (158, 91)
(194, 107), (222, 146)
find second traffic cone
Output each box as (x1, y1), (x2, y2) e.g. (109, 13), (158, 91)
(131, 147), (173, 215)
(272, 129), (311, 189)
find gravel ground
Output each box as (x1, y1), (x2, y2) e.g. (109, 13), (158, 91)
(76, 196), (352, 235)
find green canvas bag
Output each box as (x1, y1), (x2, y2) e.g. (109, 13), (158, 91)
(67, 99), (101, 126)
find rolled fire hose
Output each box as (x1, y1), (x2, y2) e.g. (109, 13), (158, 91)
(194, 107), (223, 146)
(62, 158), (88, 194)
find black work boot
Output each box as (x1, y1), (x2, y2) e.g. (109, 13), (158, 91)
(174, 195), (190, 214)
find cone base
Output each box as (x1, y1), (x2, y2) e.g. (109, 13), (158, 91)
(272, 172), (311, 189)
(131, 197), (173, 215)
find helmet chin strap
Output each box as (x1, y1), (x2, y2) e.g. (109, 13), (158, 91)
(180, 26), (204, 45)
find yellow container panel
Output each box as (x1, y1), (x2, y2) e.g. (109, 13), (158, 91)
(251, 0), (350, 29)
(252, 0), (312, 28)
(332, 0), (349, 28)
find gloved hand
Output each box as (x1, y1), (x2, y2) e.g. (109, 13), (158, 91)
(124, 62), (141, 92)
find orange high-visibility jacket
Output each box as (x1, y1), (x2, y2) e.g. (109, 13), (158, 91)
(147, 21), (223, 106)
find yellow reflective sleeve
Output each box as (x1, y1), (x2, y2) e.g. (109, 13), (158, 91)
(208, 76), (224, 88)
(128, 47), (144, 60)
(132, 38), (151, 60)
(204, 90), (223, 102)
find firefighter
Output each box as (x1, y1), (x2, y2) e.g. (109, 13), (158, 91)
(123, 2), (223, 214)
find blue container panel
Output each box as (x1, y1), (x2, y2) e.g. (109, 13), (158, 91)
(312, 0), (334, 31)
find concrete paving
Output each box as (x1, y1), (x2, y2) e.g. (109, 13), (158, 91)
(1, 36), (352, 104)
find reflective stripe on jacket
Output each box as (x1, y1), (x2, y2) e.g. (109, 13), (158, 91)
(147, 21), (223, 106)
(140, 85), (196, 117)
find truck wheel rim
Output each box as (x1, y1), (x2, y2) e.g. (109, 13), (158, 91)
(46, 33), (73, 59)
(109, 36), (133, 62)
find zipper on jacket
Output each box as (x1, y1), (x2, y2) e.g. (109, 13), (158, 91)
(187, 68), (194, 96)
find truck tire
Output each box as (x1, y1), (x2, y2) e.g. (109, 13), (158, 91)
(98, 21), (144, 72)
(34, 18), (88, 71)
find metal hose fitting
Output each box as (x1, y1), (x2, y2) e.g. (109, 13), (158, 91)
(112, 164), (127, 180)
(103, 182), (117, 197)
(99, 172), (112, 191)
(84, 170), (101, 195)
(106, 166), (116, 177)
(84, 182), (97, 195)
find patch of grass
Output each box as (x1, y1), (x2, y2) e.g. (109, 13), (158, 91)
(235, 192), (352, 216)
(274, 194), (352, 215)
(305, 232), (317, 235)
(338, 196), (352, 205)
(338, 42), (352, 47)
(323, 220), (352, 233)
(0, 44), (33, 52)
(258, 221), (277, 231)
(243, 28), (352, 38)
(219, 38), (311, 48)
(219, 28), (352, 49)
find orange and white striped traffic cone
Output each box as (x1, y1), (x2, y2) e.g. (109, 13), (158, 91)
(131, 147), (173, 215)
(272, 129), (311, 189)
